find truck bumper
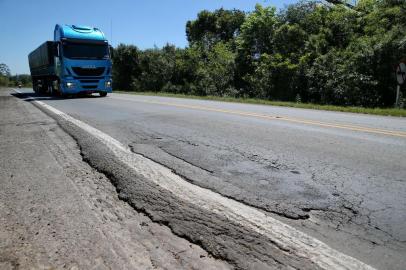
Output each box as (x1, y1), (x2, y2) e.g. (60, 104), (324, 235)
(60, 78), (112, 94)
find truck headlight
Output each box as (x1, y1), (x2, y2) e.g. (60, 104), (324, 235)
(66, 82), (75, 88)
(105, 80), (112, 88)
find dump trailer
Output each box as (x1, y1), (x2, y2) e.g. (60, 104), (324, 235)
(28, 24), (112, 97)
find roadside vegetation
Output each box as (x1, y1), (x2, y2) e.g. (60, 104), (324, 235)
(112, 0), (406, 110)
(0, 63), (32, 87)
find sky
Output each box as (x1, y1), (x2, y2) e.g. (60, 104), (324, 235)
(0, 0), (297, 74)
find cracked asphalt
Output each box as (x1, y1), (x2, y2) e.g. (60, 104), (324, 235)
(11, 89), (406, 270)
(0, 88), (230, 269)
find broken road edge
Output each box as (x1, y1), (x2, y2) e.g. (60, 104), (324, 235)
(14, 90), (376, 270)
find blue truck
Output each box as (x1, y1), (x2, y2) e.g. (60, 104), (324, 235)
(28, 24), (112, 97)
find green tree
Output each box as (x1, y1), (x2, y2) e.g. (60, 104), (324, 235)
(237, 4), (278, 58)
(244, 53), (300, 100)
(354, 0), (406, 106)
(186, 8), (245, 50)
(132, 44), (192, 93)
(192, 42), (237, 96)
(235, 4), (279, 97)
(0, 63), (11, 76)
(112, 44), (141, 90)
(0, 63), (11, 86)
(306, 48), (380, 106)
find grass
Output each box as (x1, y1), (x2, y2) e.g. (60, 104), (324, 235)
(115, 90), (406, 117)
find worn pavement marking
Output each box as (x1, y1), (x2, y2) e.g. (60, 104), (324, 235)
(111, 95), (406, 138)
(13, 89), (376, 269)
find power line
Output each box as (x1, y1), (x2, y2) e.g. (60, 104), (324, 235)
(324, 0), (356, 8)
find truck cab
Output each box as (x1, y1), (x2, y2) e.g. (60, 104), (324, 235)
(54, 24), (112, 96)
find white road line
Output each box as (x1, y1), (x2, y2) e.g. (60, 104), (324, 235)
(26, 94), (375, 270)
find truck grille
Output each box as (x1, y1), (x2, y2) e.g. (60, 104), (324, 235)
(72, 67), (105, 76)
(83, 85), (98, 89)
(79, 80), (99, 83)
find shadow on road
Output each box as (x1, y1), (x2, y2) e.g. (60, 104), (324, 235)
(11, 92), (105, 101)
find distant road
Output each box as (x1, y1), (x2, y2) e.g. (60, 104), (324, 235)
(15, 88), (406, 270)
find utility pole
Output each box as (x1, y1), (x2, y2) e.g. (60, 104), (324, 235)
(396, 85), (401, 108)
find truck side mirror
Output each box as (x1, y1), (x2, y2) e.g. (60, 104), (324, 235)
(109, 45), (114, 59)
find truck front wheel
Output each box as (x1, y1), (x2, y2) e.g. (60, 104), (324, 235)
(99, 92), (107, 97)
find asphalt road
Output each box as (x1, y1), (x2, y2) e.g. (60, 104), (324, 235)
(1, 88), (229, 269)
(15, 88), (406, 270)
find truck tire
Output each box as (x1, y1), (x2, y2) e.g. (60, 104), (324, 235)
(52, 80), (60, 97)
(49, 84), (58, 97)
(39, 83), (47, 95)
(99, 92), (107, 97)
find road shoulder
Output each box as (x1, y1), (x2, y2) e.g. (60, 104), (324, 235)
(0, 88), (229, 269)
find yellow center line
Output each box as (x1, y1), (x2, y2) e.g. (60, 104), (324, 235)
(113, 96), (406, 138)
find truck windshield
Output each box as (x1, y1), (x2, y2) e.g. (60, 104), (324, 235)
(62, 42), (109, 60)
